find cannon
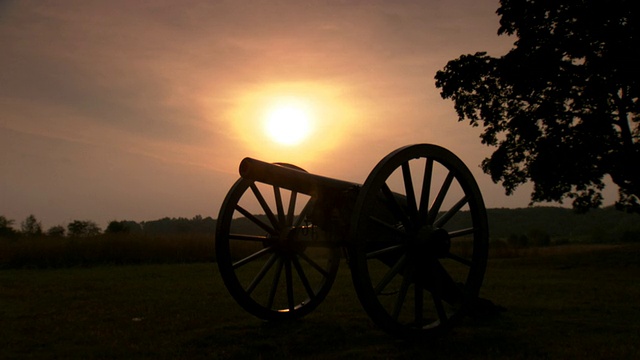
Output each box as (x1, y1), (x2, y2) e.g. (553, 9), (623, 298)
(216, 144), (489, 336)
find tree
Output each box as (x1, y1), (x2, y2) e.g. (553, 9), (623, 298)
(435, 0), (639, 213)
(105, 220), (127, 234)
(0, 216), (17, 238)
(21, 214), (42, 237)
(105, 220), (142, 234)
(141, 216), (215, 235)
(67, 220), (102, 237)
(46, 225), (66, 237)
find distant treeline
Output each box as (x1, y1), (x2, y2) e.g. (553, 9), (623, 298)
(110, 215), (217, 236)
(2, 207), (640, 243)
(1, 207), (639, 268)
(0, 215), (216, 239)
(0, 215), (218, 268)
(1, 207), (639, 243)
(486, 206), (640, 245)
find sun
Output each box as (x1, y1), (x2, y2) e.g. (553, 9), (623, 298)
(263, 99), (314, 146)
(227, 82), (361, 162)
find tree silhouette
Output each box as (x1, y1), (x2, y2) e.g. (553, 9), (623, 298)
(21, 214), (43, 237)
(46, 225), (66, 237)
(0, 216), (17, 238)
(141, 216), (215, 235)
(67, 220), (102, 237)
(435, 0), (639, 213)
(105, 220), (142, 234)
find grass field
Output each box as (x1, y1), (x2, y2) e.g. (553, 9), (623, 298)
(1, 244), (639, 359)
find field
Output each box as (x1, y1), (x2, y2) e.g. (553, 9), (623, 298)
(1, 244), (639, 359)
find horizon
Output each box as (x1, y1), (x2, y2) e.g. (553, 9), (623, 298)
(2, 204), (626, 233)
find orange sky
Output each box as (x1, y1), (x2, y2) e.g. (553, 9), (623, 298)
(0, 0), (618, 229)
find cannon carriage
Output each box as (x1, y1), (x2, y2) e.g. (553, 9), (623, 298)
(215, 144), (488, 336)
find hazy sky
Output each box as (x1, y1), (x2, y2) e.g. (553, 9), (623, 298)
(0, 0), (618, 229)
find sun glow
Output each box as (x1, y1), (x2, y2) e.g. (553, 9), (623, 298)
(227, 81), (362, 164)
(263, 100), (313, 146)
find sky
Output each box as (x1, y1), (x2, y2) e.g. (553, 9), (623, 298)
(0, 0), (618, 230)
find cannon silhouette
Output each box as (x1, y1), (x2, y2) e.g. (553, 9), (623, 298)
(216, 144), (489, 336)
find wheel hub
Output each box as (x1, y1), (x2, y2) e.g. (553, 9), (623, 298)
(271, 226), (307, 254)
(413, 226), (451, 258)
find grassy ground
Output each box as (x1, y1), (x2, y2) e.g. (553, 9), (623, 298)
(1, 244), (639, 359)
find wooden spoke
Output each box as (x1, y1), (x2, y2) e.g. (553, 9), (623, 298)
(232, 246), (273, 269)
(368, 216), (407, 237)
(374, 254), (407, 295)
(285, 259), (295, 311)
(381, 183), (411, 229)
(447, 252), (473, 267)
(430, 260), (464, 305)
(430, 260), (449, 324)
(448, 228), (474, 238)
(287, 191), (298, 226)
(418, 158), (433, 226)
(366, 244), (404, 259)
(267, 258), (284, 309)
(434, 196), (468, 228)
(427, 172), (454, 225)
(298, 252), (331, 278)
(229, 234), (269, 242)
(293, 199), (314, 227)
(250, 183), (279, 229)
(235, 204), (276, 236)
(392, 269), (412, 320)
(401, 162), (418, 220)
(273, 186), (286, 227)
(292, 256), (315, 300)
(245, 253), (278, 295)
(433, 294), (447, 324)
(412, 260), (424, 325)
(414, 281), (424, 325)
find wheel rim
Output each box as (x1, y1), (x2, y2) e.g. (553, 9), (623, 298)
(348, 144), (488, 336)
(216, 165), (340, 320)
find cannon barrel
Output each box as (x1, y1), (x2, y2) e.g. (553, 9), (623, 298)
(239, 157), (360, 196)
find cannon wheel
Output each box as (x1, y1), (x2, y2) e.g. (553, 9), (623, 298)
(348, 144), (489, 336)
(216, 164), (340, 320)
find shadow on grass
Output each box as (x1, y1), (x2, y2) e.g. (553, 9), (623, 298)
(181, 309), (542, 359)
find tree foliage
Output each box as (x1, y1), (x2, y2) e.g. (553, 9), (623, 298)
(46, 225), (66, 237)
(141, 216), (215, 235)
(21, 214), (42, 237)
(0, 216), (18, 238)
(67, 220), (102, 237)
(105, 220), (142, 234)
(435, 0), (640, 212)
